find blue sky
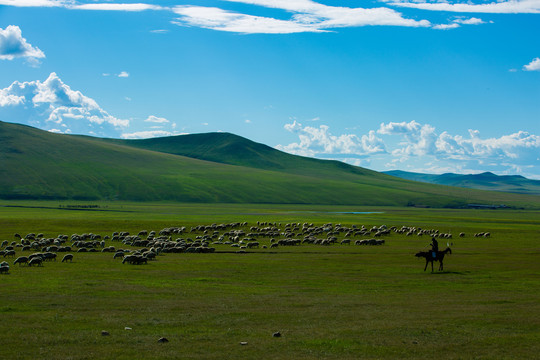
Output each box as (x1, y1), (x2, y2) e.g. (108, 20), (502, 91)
(0, 0), (539, 179)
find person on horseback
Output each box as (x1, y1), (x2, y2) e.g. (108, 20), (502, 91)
(430, 237), (439, 259)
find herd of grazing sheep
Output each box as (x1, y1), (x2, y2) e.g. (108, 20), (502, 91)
(0, 221), (489, 274)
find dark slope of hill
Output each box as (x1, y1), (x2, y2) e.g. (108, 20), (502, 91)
(385, 170), (540, 195)
(1, 121), (539, 208)
(102, 132), (375, 178)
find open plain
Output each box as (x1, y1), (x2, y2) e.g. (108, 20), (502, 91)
(1, 201), (539, 359)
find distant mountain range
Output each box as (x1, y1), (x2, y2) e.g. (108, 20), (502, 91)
(384, 170), (540, 195)
(1, 120), (538, 208)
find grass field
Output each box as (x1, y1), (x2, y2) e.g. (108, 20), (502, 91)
(1, 201), (539, 359)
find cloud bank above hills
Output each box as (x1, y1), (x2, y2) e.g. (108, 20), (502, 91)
(0, 73), (179, 138)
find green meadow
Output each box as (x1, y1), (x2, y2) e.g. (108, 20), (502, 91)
(1, 202), (539, 359)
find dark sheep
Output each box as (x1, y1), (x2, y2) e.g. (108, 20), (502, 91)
(14, 256), (29, 266)
(43, 252), (57, 261)
(28, 257), (43, 266)
(62, 254), (74, 262)
(3, 249), (16, 257)
(28, 253), (44, 261)
(122, 255), (147, 265)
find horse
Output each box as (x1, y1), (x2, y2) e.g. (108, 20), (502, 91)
(415, 247), (452, 272)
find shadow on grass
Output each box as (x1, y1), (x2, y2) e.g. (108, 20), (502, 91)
(430, 270), (471, 275)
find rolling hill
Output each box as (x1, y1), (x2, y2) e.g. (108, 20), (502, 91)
(1, 120), (539, 208)
(384, 170), (540, 195)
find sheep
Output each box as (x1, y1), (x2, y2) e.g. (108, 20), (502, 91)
(133, 256), (148, 265)
(62, 254), (74, 262)
(14, 256), (29, 266)
(122, 255), (147, 265)
(0, 264), (9, 274)
(28, 253), (42, 262)
(3, 249), (16, 257)
(142, 251), (156, 260)
(355, 238), (385, 246)
(28, 257), (43, 266)
(42, 252), (57, 261)
(122, 255), (137, 264)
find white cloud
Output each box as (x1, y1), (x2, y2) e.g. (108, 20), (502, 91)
(70, 3), (164, 12)
(523, 57), (540, 71)
(0, 88), (25, 106)
(277, 120), (386, 157)
(433, 23), (460, 30)
(0, 25), (45, 61)
(0, 0), (167, 11)
(278, 119), (540, 178)
(117, 71), (129, 78)
(225, 0), (429, 27)
(0, 0), (65, 7)
(145, 115), (169, 123)
(389, 0), (540, 14)
(454, 17), (486, 25)
(172, 0), (430, 34)
(377, 120), (540, 164)
(378, 120), (421, 135)
(0, 73), (129, 137)
(48, 128), (67, 133)
(3, 0), (512, 34)
(172, 6), (326, 34)
(121, 130), (184, 139)
(432, 16), (487, 30)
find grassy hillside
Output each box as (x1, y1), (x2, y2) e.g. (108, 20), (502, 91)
(385, 170), (540, 195)
(1, 121), (539, 208)
(102, 132), (375, 177)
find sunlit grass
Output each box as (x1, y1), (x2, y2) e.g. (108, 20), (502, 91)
(1, 202), (539, 359)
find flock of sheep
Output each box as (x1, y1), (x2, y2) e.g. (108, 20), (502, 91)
(0, 221), (482, 274)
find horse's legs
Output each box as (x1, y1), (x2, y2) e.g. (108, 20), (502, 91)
(424, 260), (428, 272)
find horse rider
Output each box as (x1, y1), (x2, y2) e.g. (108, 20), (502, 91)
(430, 237), (439, 259)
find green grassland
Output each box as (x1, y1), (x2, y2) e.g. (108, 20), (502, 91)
(2, 121), (540, 208)
(1, 202), (539, 359)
